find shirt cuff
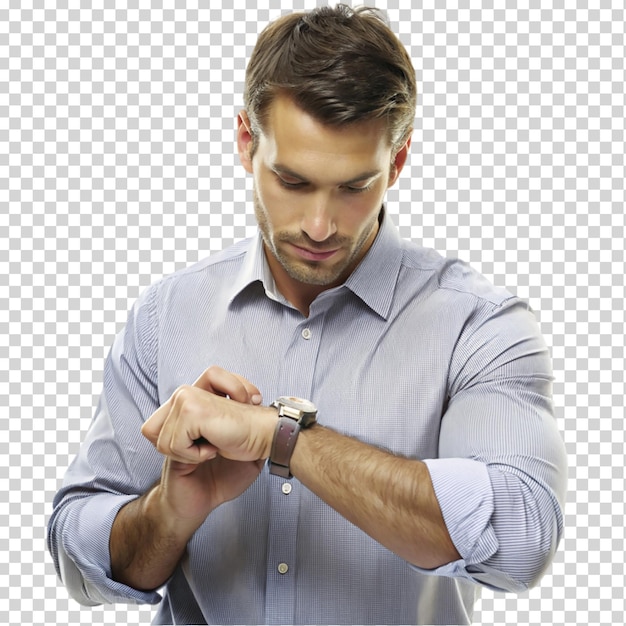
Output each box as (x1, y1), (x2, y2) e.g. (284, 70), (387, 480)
(60, 493), (162, 606)
(422, 458), (498, 566)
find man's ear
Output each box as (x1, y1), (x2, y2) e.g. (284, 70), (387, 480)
(237, 111), (254, 174)
(388, 134), (412, 187)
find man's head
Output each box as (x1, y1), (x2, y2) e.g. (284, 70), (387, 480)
(237, 5), (416, 309)
(243, 4), (417, 158)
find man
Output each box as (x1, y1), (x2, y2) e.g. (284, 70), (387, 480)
(48, 5), (567, 625)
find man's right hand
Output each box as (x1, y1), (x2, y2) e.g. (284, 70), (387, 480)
(110, 366), (266, 591)
(151, 366), (266, 529)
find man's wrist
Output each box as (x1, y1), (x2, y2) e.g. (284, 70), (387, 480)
(269, 417), (301, 478)
(267, 397), (318, 477)
(148, 483), (207, 538)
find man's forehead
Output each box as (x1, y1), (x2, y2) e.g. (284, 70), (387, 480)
(261, 94), (390, 145)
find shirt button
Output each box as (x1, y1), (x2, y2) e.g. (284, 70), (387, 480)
(277, 562), (289, 575)
(281, 482), (292, 495)
(301, 328), (312, 340)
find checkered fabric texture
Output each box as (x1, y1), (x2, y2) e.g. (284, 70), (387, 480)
(1, 2), (624, 625)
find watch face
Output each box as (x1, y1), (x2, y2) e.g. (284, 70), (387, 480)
(279, 396), (317, 413)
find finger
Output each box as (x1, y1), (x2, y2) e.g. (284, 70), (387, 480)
(155, 387), (197, 458)
(193, 366), (262, 405)
(162, 442), (219, 465)
(157, 412), (219, 465)
(231, 372), (263, 405)
(155, 387), (226, 463)
(143, 384), (198, 448)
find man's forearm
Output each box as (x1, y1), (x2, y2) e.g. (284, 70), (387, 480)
(109, 485), (199, 591)
(290, 424), (461, 569)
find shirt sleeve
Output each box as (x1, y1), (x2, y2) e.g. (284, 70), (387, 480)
(413, 296), (567, 593)
(47, 283), (166, 606)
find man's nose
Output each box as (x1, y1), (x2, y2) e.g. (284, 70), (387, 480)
(300, 194), (338, 243)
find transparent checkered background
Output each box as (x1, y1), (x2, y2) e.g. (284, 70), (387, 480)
(1, 2), (624, 625)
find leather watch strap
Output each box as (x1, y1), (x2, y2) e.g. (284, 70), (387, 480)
(269, 416), (301, 478)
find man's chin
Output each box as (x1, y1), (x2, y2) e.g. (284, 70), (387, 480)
(281, 259), (345, 287)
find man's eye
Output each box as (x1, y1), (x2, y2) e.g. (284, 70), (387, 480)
(275, 173), (372, 194)
(344, 184), (373, 194)
(277, 176), (306, 190)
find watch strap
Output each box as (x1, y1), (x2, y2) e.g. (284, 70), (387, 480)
(269, 416), (301, 478)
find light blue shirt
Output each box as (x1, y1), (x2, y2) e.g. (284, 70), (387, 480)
(48, 211), (567, 625)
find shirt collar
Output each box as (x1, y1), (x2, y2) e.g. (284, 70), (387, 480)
(342, 209), (404, 320)
(228, 209), (404, 319)
(228, 232), (282, 305)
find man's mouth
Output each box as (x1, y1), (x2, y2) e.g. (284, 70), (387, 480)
(288, 243), (340, 262)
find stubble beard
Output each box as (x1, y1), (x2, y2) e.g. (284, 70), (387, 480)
(253, 189), (379, 287)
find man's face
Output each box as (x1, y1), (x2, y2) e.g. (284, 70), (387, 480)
(238, 95), (409, 299)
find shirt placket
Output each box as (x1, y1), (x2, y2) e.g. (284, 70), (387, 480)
(264, 310), (324, 625)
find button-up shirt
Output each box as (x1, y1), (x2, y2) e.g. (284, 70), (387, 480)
(48, 211), (567, 625)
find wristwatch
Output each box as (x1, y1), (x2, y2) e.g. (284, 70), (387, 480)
(268, 396), (318, 478)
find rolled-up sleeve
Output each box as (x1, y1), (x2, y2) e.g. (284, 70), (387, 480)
(47, 284), (165, 606)
(414, 297), (567, 592)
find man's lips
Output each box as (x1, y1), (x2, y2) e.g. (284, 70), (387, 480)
(288, 243), (340, 262)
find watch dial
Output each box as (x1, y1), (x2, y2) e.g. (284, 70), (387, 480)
(282, 396), (316, 413)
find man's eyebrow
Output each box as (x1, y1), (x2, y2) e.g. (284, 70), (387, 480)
(272, 163), (383, 186)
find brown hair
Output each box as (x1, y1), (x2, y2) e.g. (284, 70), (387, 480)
(244, 4), (416, 154)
